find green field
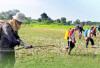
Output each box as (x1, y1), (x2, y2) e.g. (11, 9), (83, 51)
(3, 25), (100, 68)
(22, 24), (90, 29)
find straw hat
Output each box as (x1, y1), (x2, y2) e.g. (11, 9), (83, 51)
(13, 12), (25, 23)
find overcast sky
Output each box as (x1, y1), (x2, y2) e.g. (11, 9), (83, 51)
(0, 0), (100, 21)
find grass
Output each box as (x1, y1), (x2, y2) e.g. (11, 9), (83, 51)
(22, 23), (90, 30)
(1, 24), (100, 68)
(12, 26), (100, 68)
(22, 24), (74, 29)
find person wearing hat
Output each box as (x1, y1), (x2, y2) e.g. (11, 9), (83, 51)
(0, 12), (33, 68)
(86, 26), (94, 48)
(0, 12), (33, 50)
(66, 26), (78, 55)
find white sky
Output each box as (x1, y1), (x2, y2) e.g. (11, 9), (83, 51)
(0, 0), (41, 18)
(0, 0), (100, 22)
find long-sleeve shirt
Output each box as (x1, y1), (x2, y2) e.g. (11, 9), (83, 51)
(79, 26), (84, 33)
(93, 28), (97, 34)
(87, 29), (91, 38)
(0, 23), (20, 50)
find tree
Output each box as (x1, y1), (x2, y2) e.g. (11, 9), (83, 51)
(43, 19), (51, 24)
(74, 19), (80, 25)
(38, 18), (42, 22)
(0, 12), (8, 19)
(7, 9), (20, 19)
(41, 13), (48, 20)
(56, 19), (61, 23)
(48, 17), (54, 23)
(80, 21), (85, 25)
(67, 21), (72, 25)
(40, 13), (53, 24)
(61, 17), (66, 25)
(0, 9), (20, 19)
(86, 21), (91, 25)
(25, 17), (35, 24)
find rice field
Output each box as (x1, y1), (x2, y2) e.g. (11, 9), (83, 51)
(12, 26), (100, 68)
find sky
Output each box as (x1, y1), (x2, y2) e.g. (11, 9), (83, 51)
(0, 0), (100, 22)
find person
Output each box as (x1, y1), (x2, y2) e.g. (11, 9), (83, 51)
(78, 24), (84, 39)
(97, 26), (100, 35)
(0, 12), (32, 68)
(92, 27), (97, 37)
(0, 12), (33, 49)
(86, 26), (94, 48)
(67, 26), (78, 55)
(0, 20), (5, 39)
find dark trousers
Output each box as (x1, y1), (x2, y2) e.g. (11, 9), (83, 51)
(68, 41), (75, 54)
(92, 33), (96, 37)
(86, 38), (94, 47)
(0, 51), (15, 68)
(79, 32), (82, 39)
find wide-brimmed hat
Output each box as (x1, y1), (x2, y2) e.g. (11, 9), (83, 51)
(13, 12), (25, 23)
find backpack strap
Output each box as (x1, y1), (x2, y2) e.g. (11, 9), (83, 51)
(69, 29), (74, 36)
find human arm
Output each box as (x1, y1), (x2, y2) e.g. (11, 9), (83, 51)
(2, 23), (20, 46)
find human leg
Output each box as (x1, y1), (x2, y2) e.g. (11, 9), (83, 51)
(68, 41), (75, 55)
(86, 38), (89, 48)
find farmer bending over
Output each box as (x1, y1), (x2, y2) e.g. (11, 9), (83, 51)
(97, 26), (100, 35)
(67, 26), (78, 55)
(0, 12), (32, 51)
(92, 27), (97, 37)
(86, 26), (94, 48)
(78, 24), (84, 39)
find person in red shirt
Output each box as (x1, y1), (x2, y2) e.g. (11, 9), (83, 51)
(67, 26), (78, 55)
(92, 27), (97, 37)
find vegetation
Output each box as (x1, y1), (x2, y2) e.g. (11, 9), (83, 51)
(0, 9), (100, 26)
(0, 9), (100, 68)
(12, 27), (100, 68)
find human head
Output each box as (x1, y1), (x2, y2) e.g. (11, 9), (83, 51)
(81, 24), (84, 27)
(90, 26), (94, 30)
(9, 12), (25, 31)
(74, 26), (78, 31)
(76, 25), (79, 29)
(13, 12), (25, 24)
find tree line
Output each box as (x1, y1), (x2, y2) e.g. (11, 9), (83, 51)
(0, 9), (100, 25)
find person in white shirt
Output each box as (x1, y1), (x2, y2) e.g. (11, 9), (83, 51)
(86, 26), (94, 48)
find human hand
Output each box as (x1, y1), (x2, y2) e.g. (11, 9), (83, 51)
(20, 41), (24, 46)
(72, 40), (76, 43)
